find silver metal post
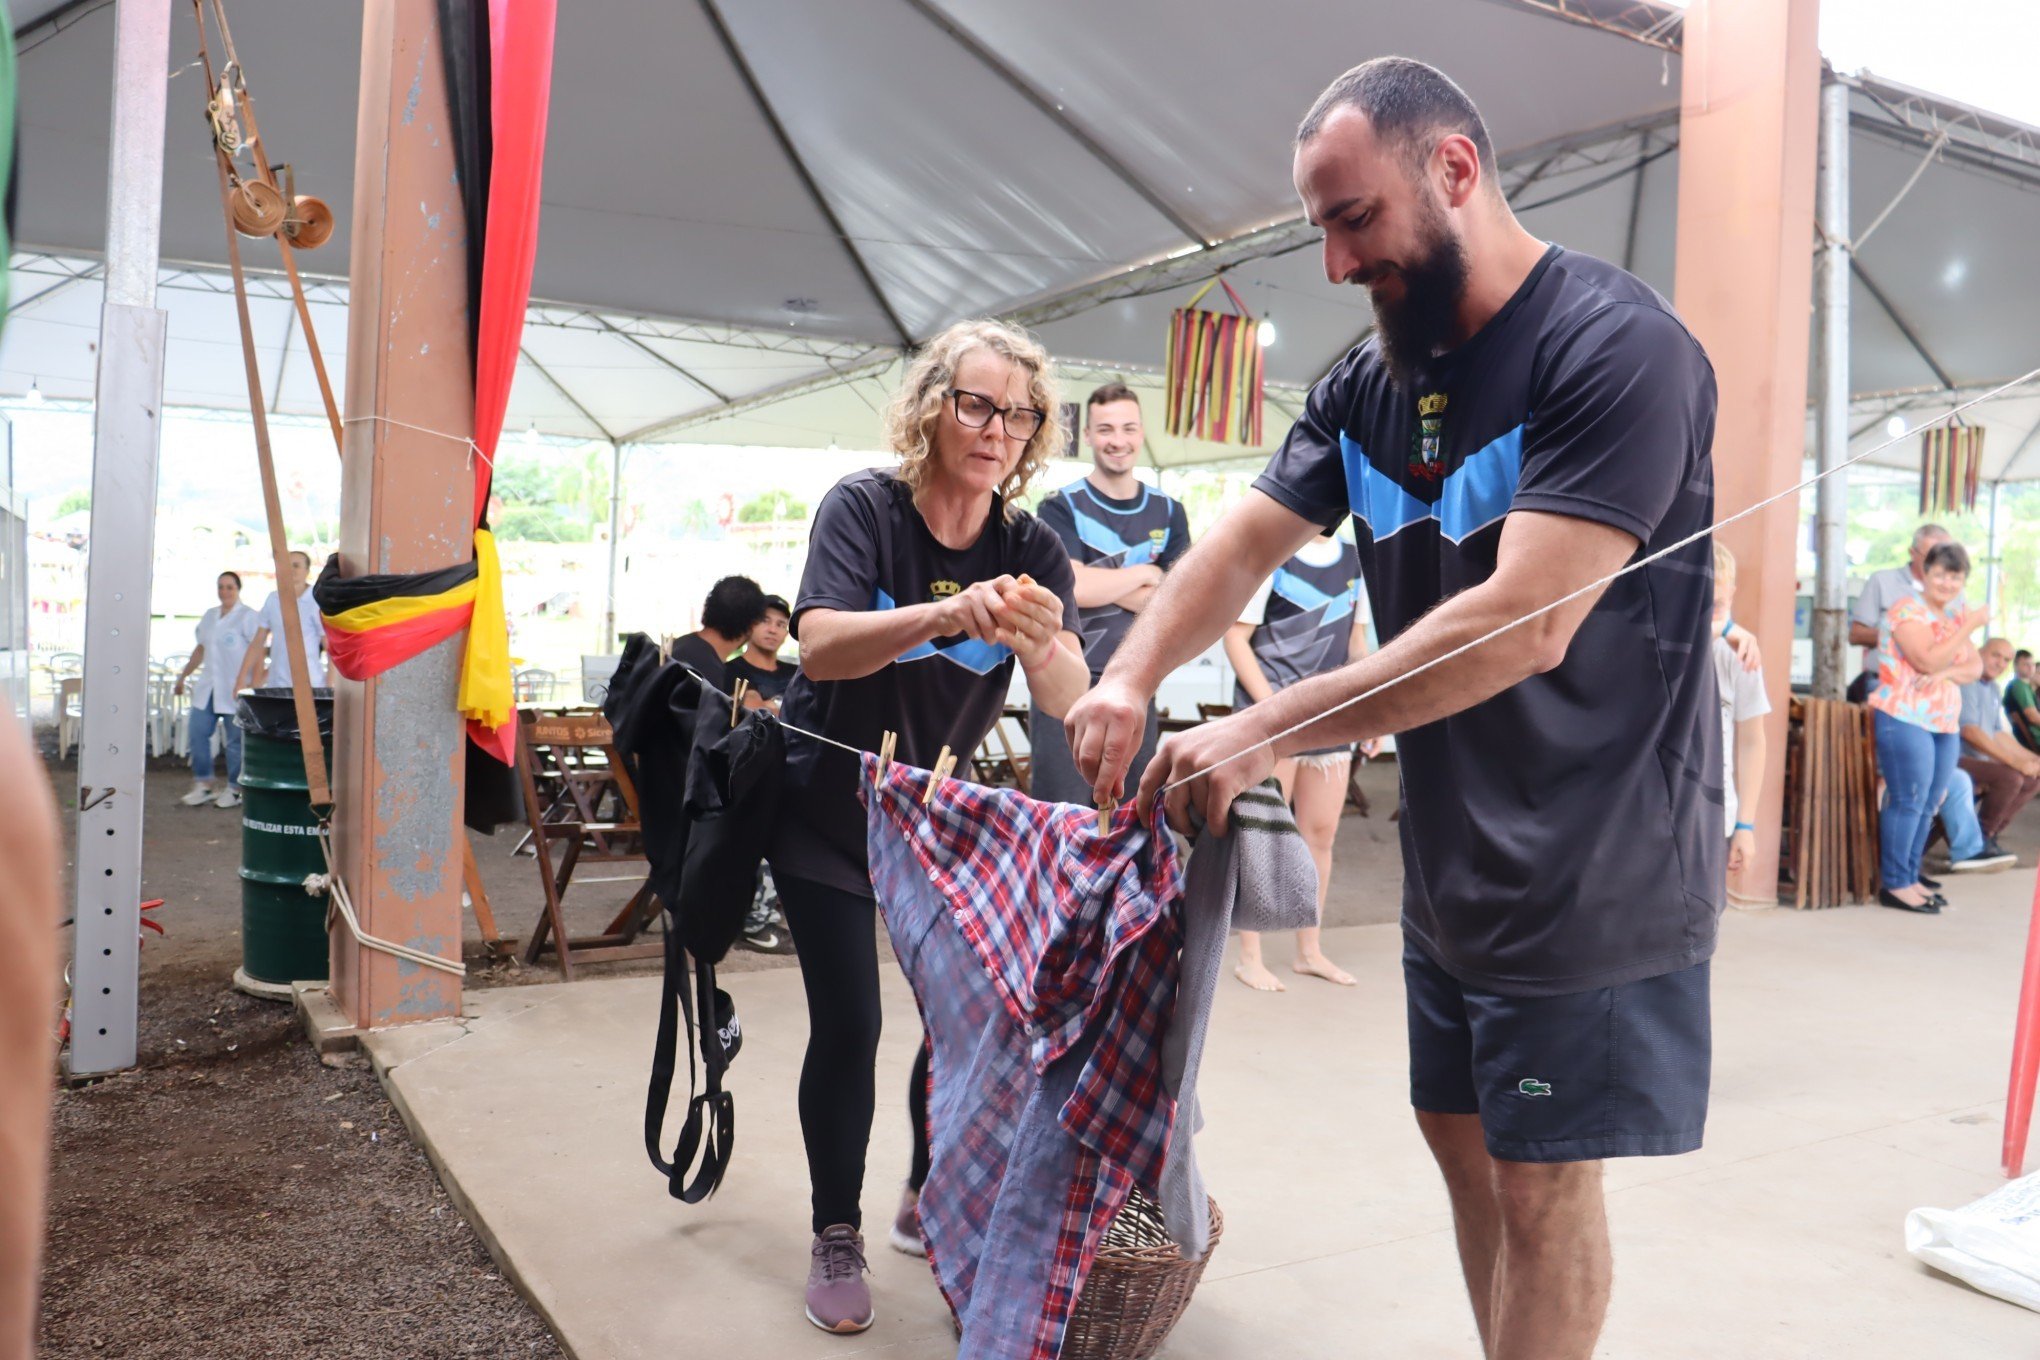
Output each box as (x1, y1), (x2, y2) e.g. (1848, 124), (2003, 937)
(1985, 480), (2002, 617)
(70, 0), (173, 1076)
(602, 440), (623, 652)
(1811, 78), (1851, 701)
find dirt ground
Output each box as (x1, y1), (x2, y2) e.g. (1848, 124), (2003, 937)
(34, 738), (1403, 1357)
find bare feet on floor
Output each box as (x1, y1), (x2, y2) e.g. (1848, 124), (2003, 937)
(1233, 959), (1286, 991)
(1293, 954), (1356, 986)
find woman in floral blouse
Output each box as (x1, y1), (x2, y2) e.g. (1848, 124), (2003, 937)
(1868, 541), (1986, 912)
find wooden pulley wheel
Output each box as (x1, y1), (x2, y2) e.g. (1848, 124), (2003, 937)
(228, 179), (286, 237)
(281, 195), (334, 249)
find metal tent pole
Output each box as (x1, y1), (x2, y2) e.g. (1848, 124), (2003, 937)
(1986, 479), (2002, 617)
(603, 440), (623, 653)
(1812, 77), (1851, 701)
(69, 0), (173, 1077)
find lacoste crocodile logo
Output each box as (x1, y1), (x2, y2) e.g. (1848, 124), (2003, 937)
(1516, 1078), (1554, 1098)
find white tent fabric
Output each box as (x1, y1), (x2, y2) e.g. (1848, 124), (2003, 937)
(4, 0), (2038, 476)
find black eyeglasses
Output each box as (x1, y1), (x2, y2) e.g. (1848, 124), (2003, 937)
(947, 387), (1047, 442)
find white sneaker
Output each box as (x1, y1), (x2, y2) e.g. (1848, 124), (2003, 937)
(1947, 850), (2015, 872)
(215, 786), (243, 809)
(180, 784), (215, 807)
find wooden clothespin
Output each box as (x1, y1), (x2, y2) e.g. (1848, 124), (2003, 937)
(922, 745), (953, 806)
(730, 678), (748, 727)
(875, 730), (897, 783)
(1095, 798), (1116, 835)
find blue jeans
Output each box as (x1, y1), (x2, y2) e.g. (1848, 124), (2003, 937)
(189, 704), (243, 786)
(1935, 766), (1987, 862)
(1874, 710), (1957, 889)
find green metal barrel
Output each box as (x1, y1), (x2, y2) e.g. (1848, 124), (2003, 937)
(237, 690), (334, 988)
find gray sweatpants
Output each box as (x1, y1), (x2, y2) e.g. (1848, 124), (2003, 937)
(1027, 701), (1160, 807)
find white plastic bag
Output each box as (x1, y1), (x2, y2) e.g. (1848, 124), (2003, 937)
(1906, 1172), (2040, 1312)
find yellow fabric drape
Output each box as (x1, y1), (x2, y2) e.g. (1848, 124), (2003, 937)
(457, 527), (515, 733)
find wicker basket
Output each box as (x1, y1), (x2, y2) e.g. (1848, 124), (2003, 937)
(1060, 1188), (1223, 1360)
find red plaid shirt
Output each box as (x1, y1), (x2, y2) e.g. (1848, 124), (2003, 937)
(864, 756), (1182, 1360)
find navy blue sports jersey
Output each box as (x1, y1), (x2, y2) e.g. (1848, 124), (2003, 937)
(1236, 536), (1364, 704)
(774, 469), (1078, 895)
(1253, 246), (1722, 996)
(1036, 479), (1190, 677)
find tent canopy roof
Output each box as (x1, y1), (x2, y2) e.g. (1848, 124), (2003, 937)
(6, 0), (2038, 476)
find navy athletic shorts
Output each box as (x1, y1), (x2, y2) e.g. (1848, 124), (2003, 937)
(1403, 940), (1711, 1163)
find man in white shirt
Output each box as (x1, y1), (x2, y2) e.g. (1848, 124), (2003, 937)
(236, 551), (328, 691)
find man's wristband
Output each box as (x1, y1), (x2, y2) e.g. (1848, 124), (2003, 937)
(1733, 821), (1755, 833)
(1720, 617), (1735, 640)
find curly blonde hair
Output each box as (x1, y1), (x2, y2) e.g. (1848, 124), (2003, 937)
(883, 318), (1068, 507)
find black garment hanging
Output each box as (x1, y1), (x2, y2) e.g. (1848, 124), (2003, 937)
(605, 637), (784, 1202)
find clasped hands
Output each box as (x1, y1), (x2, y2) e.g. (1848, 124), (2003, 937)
(933, 574), (1063, 670)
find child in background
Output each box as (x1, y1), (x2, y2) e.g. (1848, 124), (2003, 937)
(1713, 542), (1770, 882)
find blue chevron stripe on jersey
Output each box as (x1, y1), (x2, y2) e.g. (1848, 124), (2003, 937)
(1342, 432), (1432, 540)
(875, 588), (1015, 674)
(1069, 508), (1159, 565)
(1340, 425), (1523, 544)
(1438, 425), (1523, 544)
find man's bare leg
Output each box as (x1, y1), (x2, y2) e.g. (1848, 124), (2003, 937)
(1417, 1112), (1611, 1359)
(1416, 1110), (1502, 1355)
(1489, 1158), (1610, 1359)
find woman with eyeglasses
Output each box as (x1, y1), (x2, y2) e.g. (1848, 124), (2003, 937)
(770, 318), (1085, 1334)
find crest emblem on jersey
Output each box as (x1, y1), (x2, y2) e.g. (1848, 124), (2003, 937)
(1149, 528), (1167, 546)
(929, 579), (961, 598)
(1411, 391), (1448, 481)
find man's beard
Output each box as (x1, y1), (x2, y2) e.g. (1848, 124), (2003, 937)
(1367, 199), (1470, 391)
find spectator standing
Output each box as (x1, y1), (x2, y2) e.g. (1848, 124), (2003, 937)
(1711, 544), (1770, 887)
(670, 576), (767, 694)
(1848, 524), (1956, 704)
(1028, 383), (1191, 804)
(1952, 637), (2040, 861)
(726, 594), (794, 713)
(237, 551), (327, 691)
(174, 570), (261, 809)
(1868, 542), (1984, 912)
(1224, 528), (1372, 989)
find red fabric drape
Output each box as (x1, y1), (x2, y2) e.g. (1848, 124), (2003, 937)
(472, 0), (555, 524)
(465, 0), (557, 764)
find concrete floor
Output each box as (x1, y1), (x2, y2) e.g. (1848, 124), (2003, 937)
(362, 865), (2040, 1360)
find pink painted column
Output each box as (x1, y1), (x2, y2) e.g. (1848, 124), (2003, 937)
(330, 0), (474, 1025)
(1672, 0), (1821, 900)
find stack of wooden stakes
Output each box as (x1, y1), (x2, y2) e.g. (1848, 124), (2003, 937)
(1781, 696), (1881, 909)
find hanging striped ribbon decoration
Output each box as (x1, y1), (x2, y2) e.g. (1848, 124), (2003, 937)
(1164, 276), (1264, 445)
(1918, 424), (1985, 515)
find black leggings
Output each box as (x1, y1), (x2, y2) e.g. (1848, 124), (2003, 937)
(776, 874), (932, 1233)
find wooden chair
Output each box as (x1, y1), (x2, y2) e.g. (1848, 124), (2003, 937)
(513, 706), (661, 979)
(1195, 702), (1233, 723)
(972, 715), (1033, 794)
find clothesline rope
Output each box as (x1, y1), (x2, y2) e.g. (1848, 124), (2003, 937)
(1155, 364), (2040, 795)
(676, 366), (2039, 802)
(340, 413), (493, 469)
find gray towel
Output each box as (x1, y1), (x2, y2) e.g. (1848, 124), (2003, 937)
(1158, 781), (1320, 1259)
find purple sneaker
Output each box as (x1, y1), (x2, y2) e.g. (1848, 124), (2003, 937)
(888, 1183), (925, 1257)
(805, 1225), (873, 1334)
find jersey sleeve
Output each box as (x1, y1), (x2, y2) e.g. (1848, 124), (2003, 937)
(1513, 304), (1716, 545)
(1034, 491), (1082, 559)
(1017, 514), (1081, 640)
(1251, 349), (1363, 530)
(791, 480), (881, 636)
(1238, 575), (1274, 627)
(1159, 500), (1192, 570)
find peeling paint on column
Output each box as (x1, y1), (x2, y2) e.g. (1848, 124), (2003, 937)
(401, 54), (425, 125)
(371, 635), (461, 904)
